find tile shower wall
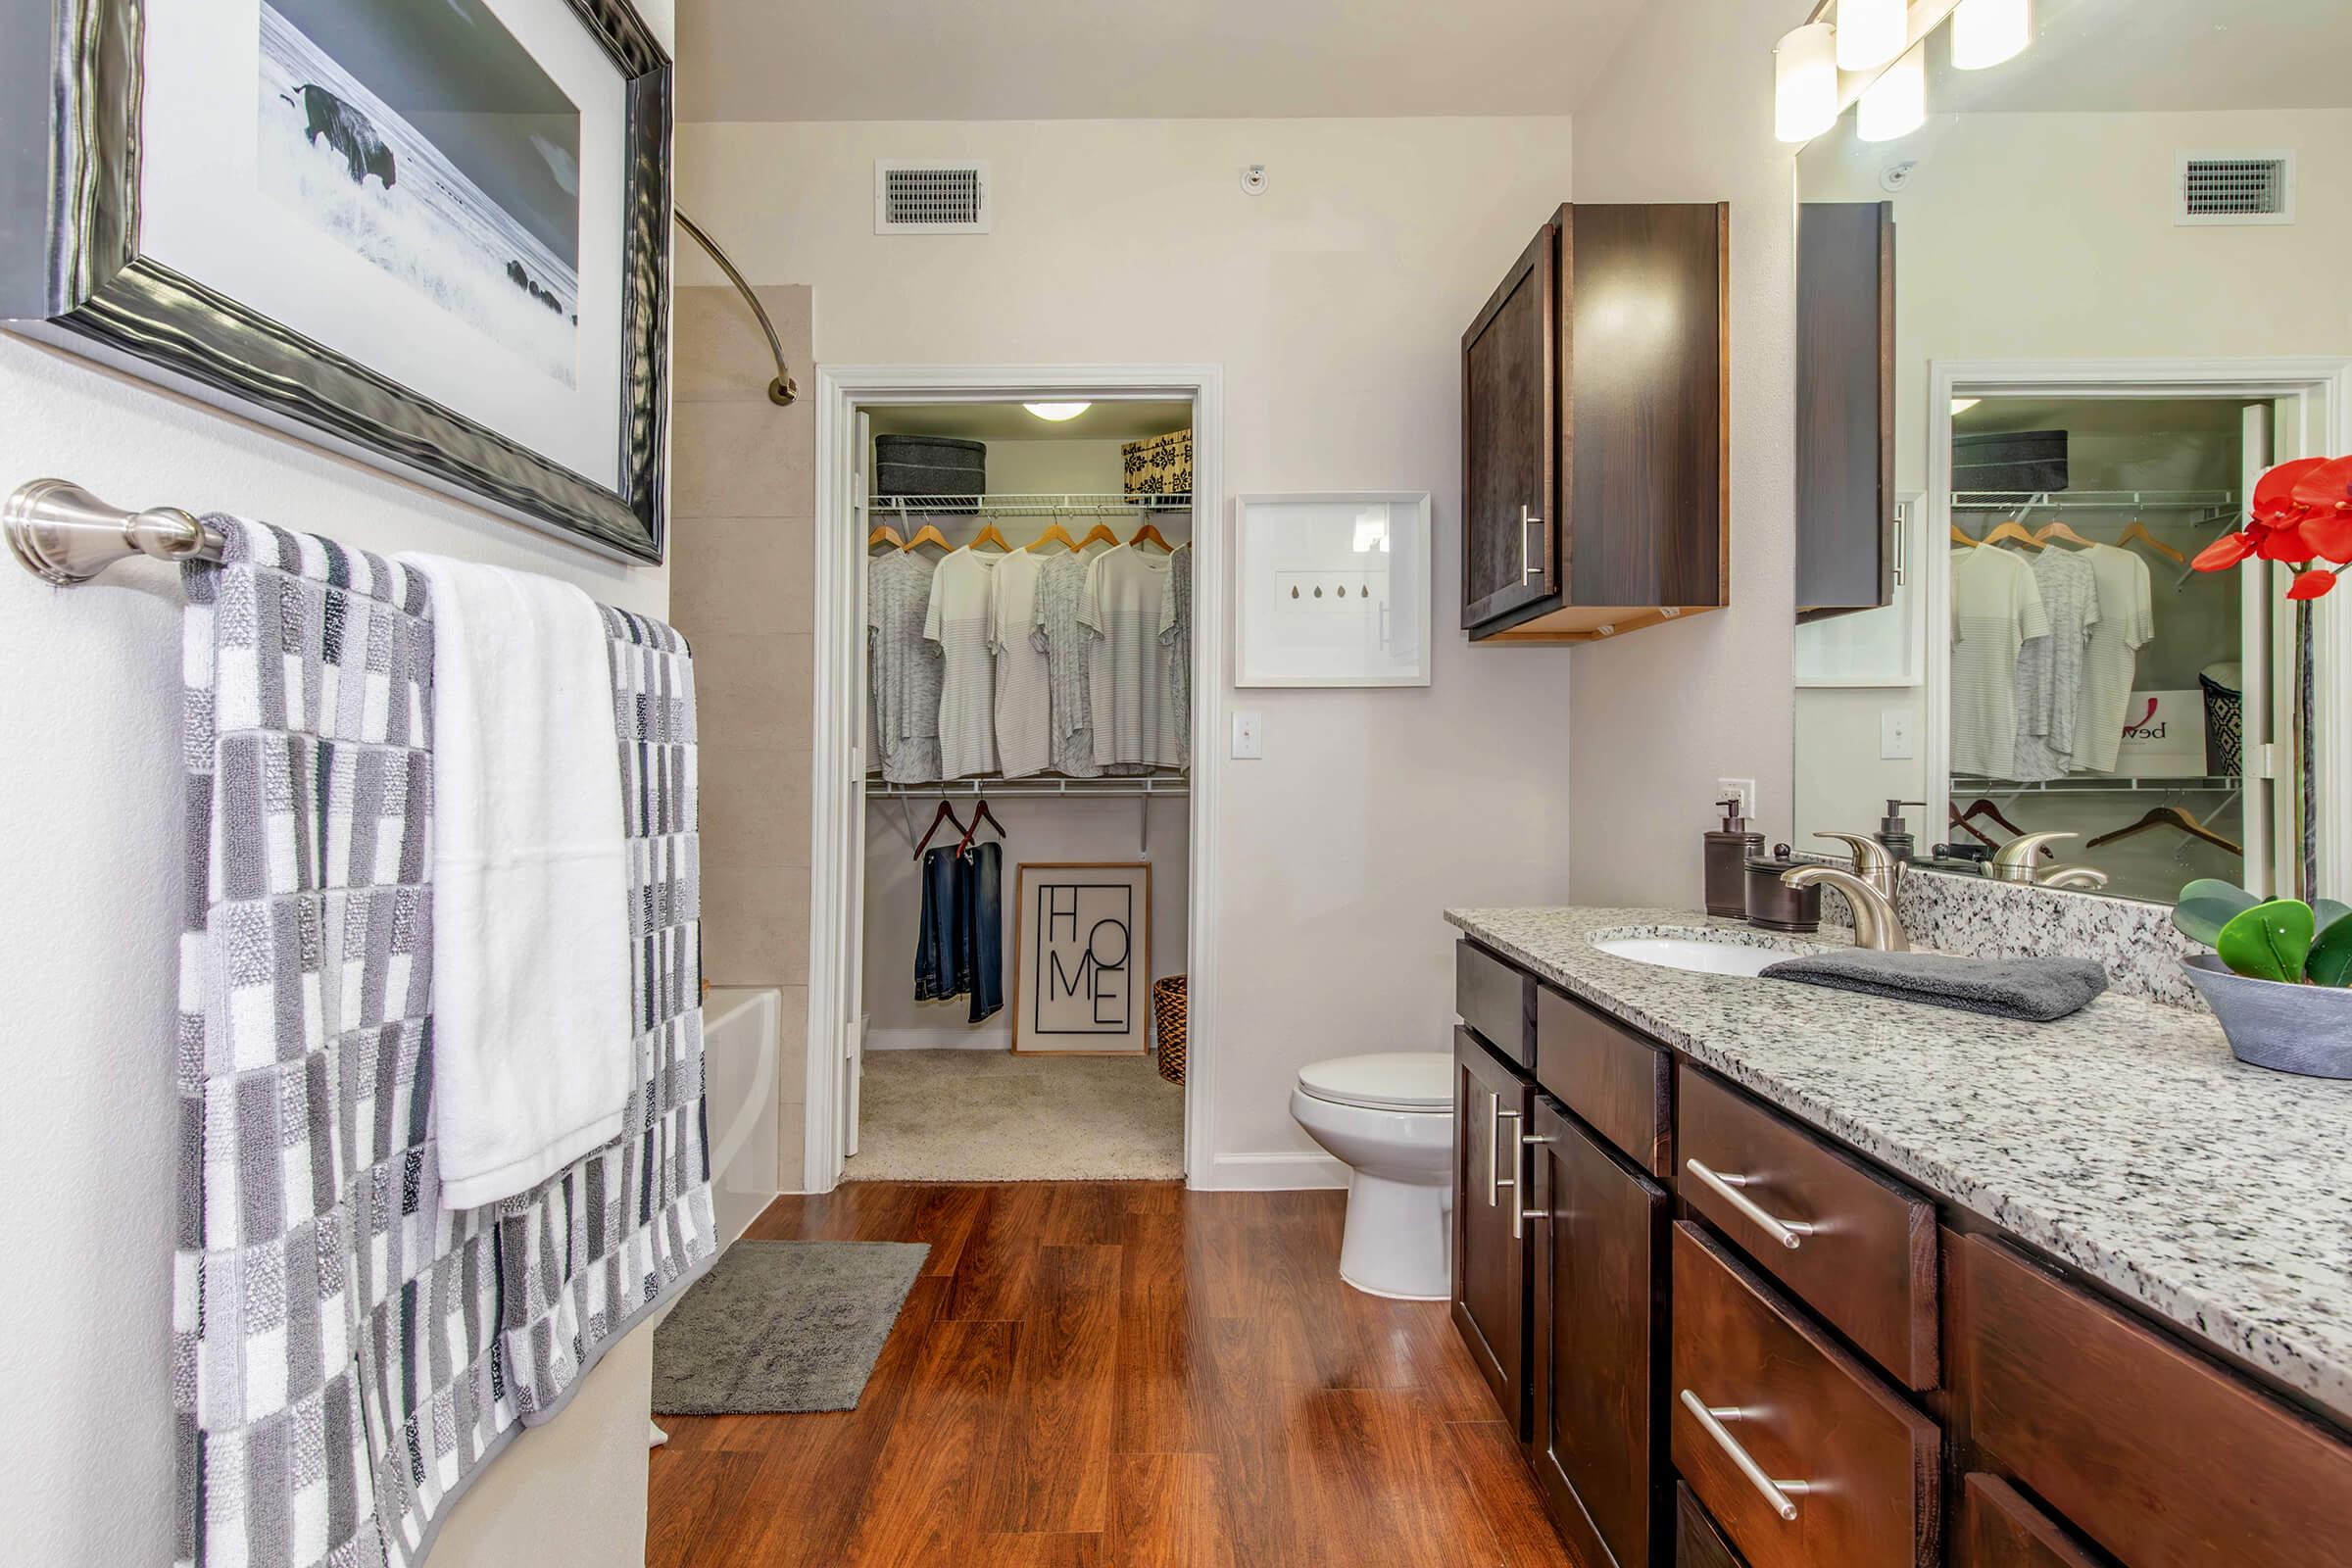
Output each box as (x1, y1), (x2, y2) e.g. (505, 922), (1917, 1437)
(669, 282), (816, 1186)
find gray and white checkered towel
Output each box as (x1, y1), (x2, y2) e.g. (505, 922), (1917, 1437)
(172, 519), (715, 1568)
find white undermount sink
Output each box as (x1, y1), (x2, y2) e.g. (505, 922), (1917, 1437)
(1592, 936), (1788, 978)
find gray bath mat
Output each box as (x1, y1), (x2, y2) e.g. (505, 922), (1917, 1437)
(652, 1241), (929, 1414)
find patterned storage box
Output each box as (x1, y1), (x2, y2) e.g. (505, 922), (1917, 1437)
(1122, 427), (1193, 505)
(1152, 974), (1188, 1086)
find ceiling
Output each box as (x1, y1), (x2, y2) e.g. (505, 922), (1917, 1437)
(675, 0), (1645, 122)
(865, 400), (1193, 441)
(1955, 397), (2253, 437)
(1919, 0), (2352, 115)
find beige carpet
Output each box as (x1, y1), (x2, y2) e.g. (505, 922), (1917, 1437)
(844, 1050), (1185, 1182)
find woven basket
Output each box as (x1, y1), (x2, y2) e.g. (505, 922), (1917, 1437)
(1152, 975), (1188, 1086)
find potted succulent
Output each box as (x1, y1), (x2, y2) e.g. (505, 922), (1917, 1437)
(2173, 880), (2352, 1077)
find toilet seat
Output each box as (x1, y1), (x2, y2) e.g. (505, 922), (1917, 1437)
(1296, 1053), (1451, 1113)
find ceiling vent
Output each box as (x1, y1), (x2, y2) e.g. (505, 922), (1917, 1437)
(874, 161), (990, 234)
(2178, 153), (2294, 225)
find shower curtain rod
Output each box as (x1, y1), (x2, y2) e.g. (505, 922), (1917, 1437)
(676, 211), (799, 408)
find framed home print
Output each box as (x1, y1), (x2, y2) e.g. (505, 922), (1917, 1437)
(1235, 492), (1432, 686)
(1, 0), (672, 562)
(1011, 861), (1152, 1055)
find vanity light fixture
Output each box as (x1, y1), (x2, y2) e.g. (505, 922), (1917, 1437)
(1951, 0), (2032, 70)
(1023, 402), (1092, 421)
(1835, 0), (1907, 72)
(1857, 42), (1927, 142)
(1774, 23), (1839, 143)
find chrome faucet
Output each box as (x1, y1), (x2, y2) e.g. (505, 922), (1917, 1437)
(1988, 830), (2110, 890)
(1781, 832), (1911, 952)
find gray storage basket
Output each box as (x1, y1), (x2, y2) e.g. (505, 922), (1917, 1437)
(875, 435), (986, 514)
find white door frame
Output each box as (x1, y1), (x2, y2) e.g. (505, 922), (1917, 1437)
(804, 364), (1226, 1194)
(1925, 356), (2352, 901)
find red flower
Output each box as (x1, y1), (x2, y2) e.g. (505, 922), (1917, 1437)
(2287, 568), (2339, 601)
(2197, 456), (2352, 589)
(2289, 456), (2352, 563)
(2192, 532), (2257, 571)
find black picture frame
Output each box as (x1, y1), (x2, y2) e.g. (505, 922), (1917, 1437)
(0, 0), (672, 564)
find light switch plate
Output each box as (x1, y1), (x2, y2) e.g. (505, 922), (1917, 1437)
(1881, 709), (1916, 760)
(1232, 710), (1263, 760)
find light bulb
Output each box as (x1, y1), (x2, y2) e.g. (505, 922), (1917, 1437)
(1836, 0), (1907, 72)
(1951, 0), (2031, 70)
(1774, 23), (1838, 143)
(1022, 402), (1091, 421)
(1857, 43), (1926, 143)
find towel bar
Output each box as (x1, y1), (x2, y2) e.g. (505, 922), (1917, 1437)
(5, 478), (226, 585)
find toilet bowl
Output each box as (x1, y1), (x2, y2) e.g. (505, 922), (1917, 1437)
(1290, 1053), (1455, 1300)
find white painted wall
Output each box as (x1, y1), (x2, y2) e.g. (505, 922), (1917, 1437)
(679, 115), (1582, 1178)
(1563, 0), (1807, 902)
(0, 6), (675, 1560)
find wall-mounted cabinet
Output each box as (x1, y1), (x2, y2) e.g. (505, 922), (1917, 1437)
(1461, 202), (1730, 644)
(1795, 201), (1896, 622)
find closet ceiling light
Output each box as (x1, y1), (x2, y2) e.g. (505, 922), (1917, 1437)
(1835, 0), (1907, 72)
(1774, 23), (1838, 143)
(1857, 43), (1927, 143)
(1951, 0), (2032, 70)
(1023, 402), (1091, 421)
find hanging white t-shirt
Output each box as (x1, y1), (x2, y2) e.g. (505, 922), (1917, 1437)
(865, 549), (943, 784)
(1948, 546), (2049, 779)
(2070, 542), (2157, 774)
(2012, 547), (2100, 782)
(1080, 544), (1182, 770)
(989, 550), (1053, 779)
(923, 547), (1005, 778)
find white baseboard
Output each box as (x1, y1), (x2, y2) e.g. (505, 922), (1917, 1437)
(1195, 1151), (1349, 1192)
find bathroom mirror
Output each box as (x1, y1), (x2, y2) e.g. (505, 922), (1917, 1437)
(1788, 0), (2349, 906)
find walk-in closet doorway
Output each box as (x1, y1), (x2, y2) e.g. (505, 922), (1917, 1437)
(806, 366), (1225, 1193)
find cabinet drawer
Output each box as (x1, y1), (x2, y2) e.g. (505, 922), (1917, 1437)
(1675, 1483), (1747, 1568)
(1536, 983), (1671, 1176)
(1678, 1070), (1937, 1389)
(1956, 1474), (2099, 1568)
(1954, 1233), (2352, 1568)
(1456, 940), (1535, 1067)
(1671, 1224), (1939, 1568)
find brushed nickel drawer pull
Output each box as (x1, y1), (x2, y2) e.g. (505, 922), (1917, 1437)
(1493, 1103), (1522, 1209)
(1521, 505), (1544, 583)
(1512, 1131), (1551, 1240)
(1679, 1390), (1814, 1522)
(1687, 1158), (1816, 1250)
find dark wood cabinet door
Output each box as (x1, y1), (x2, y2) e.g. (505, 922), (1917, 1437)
(1452, 1026), (1532, 1436)
(1795, 201), (1895, 621)
(1530, 1097), (1669, 1568)
(1956, 1474), (2102, 1568)
(1460, 220), (1558, 629)
(1676, 1484), (1749, 1568)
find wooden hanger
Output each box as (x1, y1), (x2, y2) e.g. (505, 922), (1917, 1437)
(969, 518), (1012, 553)
(956, 798), (1007, 856)
(910, 799), (967, 860)
(1026, 519), (1078, 553)
(1980, 516), (2045, 550)
(2084, 804), (2241, 856)
(1129, 520), (1174, 554)
(1077, 517), (1122, 551)
(2118, 518), (2187, 564)
(1946, 808), (2002, 851)
(902, 522), (950, 555)
(1951, 520), (1982, 547)
(2033, 518), (2094, 548)
(867, 521), (906, 551)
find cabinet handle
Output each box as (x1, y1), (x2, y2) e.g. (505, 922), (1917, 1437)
(1491, 1102), (1521, 1209)
(1678, 1391), (1812, 1521)
(1686, 1158), (1816, 1250)
(1520, 505), (1545, 584)
(1890, 500), (1908, 588)
(1511, 1132), (1551, 1241)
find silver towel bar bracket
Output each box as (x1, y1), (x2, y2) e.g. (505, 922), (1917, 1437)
(6, 478), (227, 585)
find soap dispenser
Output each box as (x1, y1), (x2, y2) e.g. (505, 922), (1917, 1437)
(1704, 797), (1762, 918)
(1877, 800), (1926, 864)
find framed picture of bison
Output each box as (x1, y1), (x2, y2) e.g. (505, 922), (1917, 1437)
(0, 0), (672, 563)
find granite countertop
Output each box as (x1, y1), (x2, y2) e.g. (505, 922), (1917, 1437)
(1446, 906), (2352, 1426)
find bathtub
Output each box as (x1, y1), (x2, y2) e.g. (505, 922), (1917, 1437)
(703, 987), (783, 1248)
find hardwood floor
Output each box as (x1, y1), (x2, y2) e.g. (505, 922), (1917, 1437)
(647, 1182), (1577, 1567)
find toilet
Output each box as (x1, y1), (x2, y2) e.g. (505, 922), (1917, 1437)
(1290, 1053), (1456, 1300)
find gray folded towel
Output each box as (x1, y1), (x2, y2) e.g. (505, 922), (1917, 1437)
(1758, 951), (2110, 1021)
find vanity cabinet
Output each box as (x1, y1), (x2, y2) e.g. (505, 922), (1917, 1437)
(1795, 201), (1895, 621)
(1529, 1096), (1669, 1568)
(1452, 1025), (1533, 1437)
(1460, 202), (1729, 644)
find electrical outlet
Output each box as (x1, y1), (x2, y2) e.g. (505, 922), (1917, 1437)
(1881, 709), (1916, 760)
(1715, 777), (1757, 820)
(1232, 710), (1263, 760)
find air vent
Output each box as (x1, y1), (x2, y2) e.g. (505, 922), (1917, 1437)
(874, 161), (990, 234)
(2178, 153), (2294, 225)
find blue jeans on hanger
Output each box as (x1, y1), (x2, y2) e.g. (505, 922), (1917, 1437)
(914, 846), (962, 1002)
(958, 839), (1004, 1023)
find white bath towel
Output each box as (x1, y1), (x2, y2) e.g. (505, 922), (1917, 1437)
(400, 553), (633, 1209)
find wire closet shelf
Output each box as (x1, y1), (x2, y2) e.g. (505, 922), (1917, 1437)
(1950, 488), (2239, 517)
(869, 492), (1194, 516)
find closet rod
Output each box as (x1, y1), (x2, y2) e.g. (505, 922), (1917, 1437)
(876, 492), (1194, 517)
(6, 478), (225, 585)
(676, 210), (798, 407)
